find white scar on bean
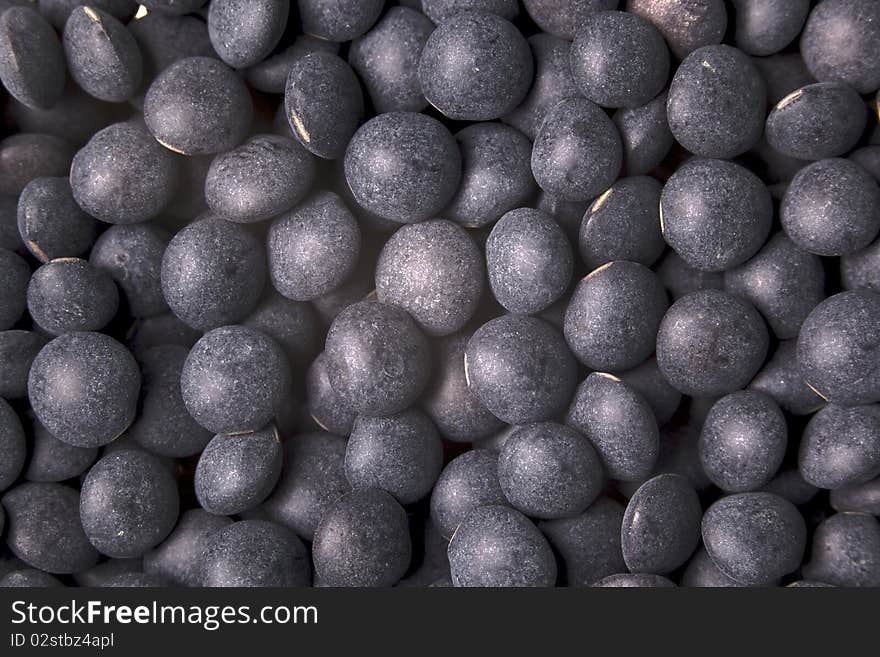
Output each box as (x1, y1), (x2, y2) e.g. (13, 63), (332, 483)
(155, 137), (187, 154)
(82, 6), (110, 39)
(291, 113), (311, 143)
(28, 242), (48, 262)
(583, 261), (614, 282)
(310, 413), (331, 433)
(591, 187), (614, 213)
(805, 381), (830, 403)
(776, 89), (804, 111)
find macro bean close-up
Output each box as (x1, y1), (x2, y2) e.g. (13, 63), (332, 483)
(2, 0), (880, 605)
